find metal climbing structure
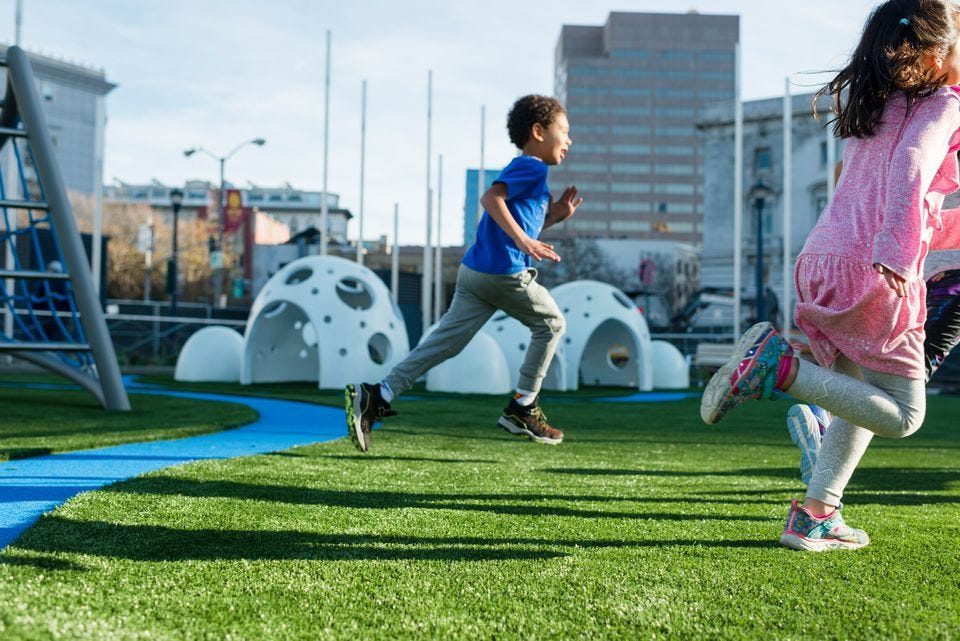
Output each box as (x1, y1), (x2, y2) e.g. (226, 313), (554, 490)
(0, 46), (128, 410)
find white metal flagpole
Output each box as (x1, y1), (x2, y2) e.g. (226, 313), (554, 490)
(357, 79), (367, 265)
(733, 41), (743, 338)
(478, 105), (486, 229)
(782, 77), (793, 342)
(15, 0), (22, 46)
(391, 204), (399, 305)
(434, 154), (443, 321)
(422, 70), (433, 331)
(320, 30), (331, 255)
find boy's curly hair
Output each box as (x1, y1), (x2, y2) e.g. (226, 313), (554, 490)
(507, 95), (566, 149)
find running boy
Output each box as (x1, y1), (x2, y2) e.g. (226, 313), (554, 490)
(346, 95), (582, 452)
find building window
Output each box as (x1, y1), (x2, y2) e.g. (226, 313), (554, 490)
(610, 220), (651, 231)
(815, 194), (829, 218)
(754, 147), (772, 172)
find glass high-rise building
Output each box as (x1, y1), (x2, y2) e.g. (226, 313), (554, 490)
(462, 167), (501, 246)
(0, 44), (115, 198)
(548, 11), (738, 244)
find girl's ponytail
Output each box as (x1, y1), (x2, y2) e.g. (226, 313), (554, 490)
(816, 0), (959, 138)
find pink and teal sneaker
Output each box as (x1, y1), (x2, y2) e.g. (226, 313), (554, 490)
(700, 322), (792, 425)
(779, 499), (869, 551)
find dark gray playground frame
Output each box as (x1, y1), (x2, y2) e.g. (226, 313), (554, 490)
(0, 46), (129, 411)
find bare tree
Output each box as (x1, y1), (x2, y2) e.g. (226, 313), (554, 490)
(68, 193), (220, 301)
(537, 238), (633, 289)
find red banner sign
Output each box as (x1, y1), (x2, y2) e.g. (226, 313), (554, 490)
(223, 189), (247, 234)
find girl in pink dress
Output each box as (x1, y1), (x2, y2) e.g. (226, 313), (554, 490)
(700, 0), (960, 551)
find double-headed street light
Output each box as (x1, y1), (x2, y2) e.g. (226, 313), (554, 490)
(183, 137), (266, 306)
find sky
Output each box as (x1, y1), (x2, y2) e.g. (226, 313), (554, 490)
(1, 0), (881, 246)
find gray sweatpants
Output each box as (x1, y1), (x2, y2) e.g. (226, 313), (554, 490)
(383, 264), (565, 398)
(786, 355), (926, 506)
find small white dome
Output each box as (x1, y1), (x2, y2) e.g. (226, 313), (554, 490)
(175, 326), (243, 382)
(650, 340), (689, 389)
(426, 330), (512, 394)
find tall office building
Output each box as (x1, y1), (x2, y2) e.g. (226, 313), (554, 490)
(462, 167), (501, 246)
(548, 11), (738, 243)
(0, 44), (115, 197)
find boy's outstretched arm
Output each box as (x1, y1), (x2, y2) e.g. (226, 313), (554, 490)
(543, 186), (583, 230)
(480, 183), (561, 262)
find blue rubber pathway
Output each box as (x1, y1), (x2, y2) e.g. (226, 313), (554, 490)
(0, 384), (345, 550)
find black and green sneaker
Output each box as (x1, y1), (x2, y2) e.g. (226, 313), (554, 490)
(345, 382), (396, 452)
(497, 397), (564, 445)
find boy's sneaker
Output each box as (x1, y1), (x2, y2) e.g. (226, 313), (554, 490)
(345, 383), (396, 453)
(700, 322), (792, 425)
(786, 404), (827, 485)
(497, 397), (564, 445)
(779, 498), (869, 551)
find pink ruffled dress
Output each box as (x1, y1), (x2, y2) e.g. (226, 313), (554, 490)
(795, 86), (960, 379)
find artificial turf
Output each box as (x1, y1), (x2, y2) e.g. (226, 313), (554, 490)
(0, 386), (958, 640)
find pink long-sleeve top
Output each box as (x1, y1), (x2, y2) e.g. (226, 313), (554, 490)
(795, 86), (960, 378)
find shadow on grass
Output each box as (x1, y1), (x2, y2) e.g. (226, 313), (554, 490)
(318, 454), (500, 464)
(542, 467), (800, 479)
(1, 448), (53, 460)
(544, 466), (960, 499)
(9, 517), (774, 563)
(0, 553), (86, 571)
(98, 477), (770, 521)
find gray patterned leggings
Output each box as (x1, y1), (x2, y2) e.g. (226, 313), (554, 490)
(785, 356), (926, 506)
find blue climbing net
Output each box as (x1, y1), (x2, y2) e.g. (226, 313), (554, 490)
(0, 125), (94, 370)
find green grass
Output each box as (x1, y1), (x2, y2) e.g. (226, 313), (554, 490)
(0, 386), (958, 640)
(0, 378), (257, 460)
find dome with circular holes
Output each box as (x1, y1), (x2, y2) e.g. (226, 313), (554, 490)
(549, 280), (653, 391)
(241, 255), (409, 389)
(175, 326), (244, 382)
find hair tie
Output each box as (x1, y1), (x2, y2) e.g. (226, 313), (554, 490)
(899, 17), (910, 25)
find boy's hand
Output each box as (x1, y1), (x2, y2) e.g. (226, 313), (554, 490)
(549, 186), (583, 224)
(874, 263), (907, 298)
(516, 234), (561, 262)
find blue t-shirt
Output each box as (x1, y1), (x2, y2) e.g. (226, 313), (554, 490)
(462, 155), (550, 275)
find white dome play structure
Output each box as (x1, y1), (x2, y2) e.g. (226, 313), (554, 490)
(551, 280), (653, 391)
(425, 330), (512, 394)
(483, 312), (569, 391)
(241, 255), (409, 389)
(175, 326), (244, 382)
(479, 280), (653, 391)
(650, 340), (689, 389)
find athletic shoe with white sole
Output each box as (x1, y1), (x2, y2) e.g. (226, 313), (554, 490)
(779, 498), (869, 551)
(498, 397), (564, 445)
(345, 382), (396, 453)
(700, 322), (792, 425)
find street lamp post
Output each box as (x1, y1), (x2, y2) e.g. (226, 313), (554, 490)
(183, 137), (266, 307)
(168, 188), (184, 314)
(749, 179), (774, 324)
